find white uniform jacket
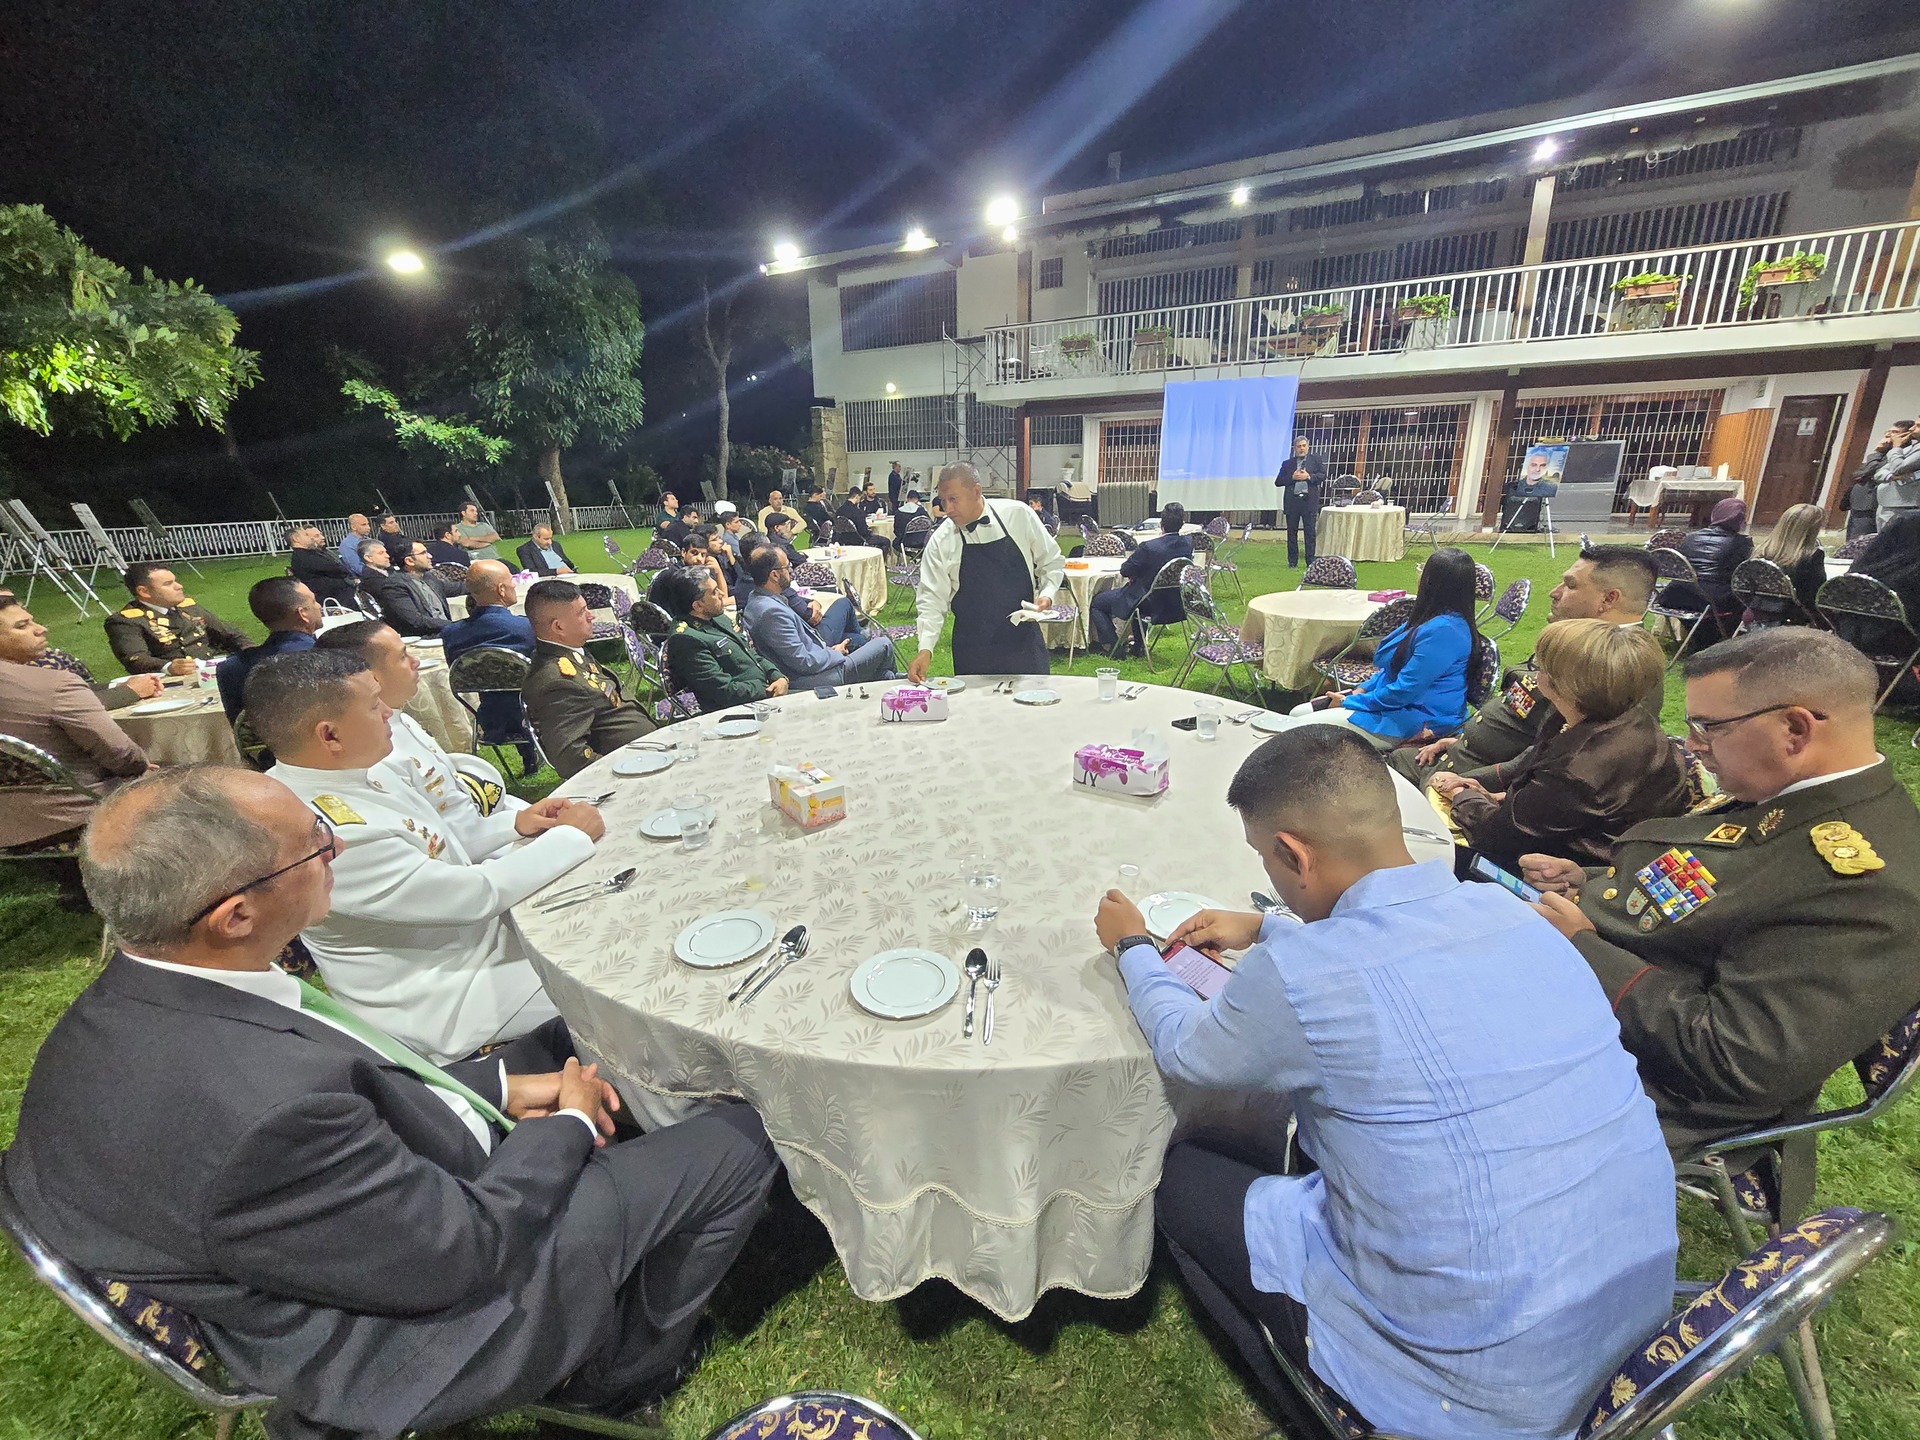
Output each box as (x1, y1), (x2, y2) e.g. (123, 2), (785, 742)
(269, 757), (593, 1063)
(912, 498), (1067, 654)
(381, 710), (526, 834)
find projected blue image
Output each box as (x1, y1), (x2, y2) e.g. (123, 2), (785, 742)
(1158, 376), (1299, 509)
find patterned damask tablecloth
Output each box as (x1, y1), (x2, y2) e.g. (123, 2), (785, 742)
(1038, 556), (1127, 648)
(1239, 589), (1385, 689)
(517, 677), (1451, 1320)
(1316, 504), (1407, 563)
(802, 545), (887, 615)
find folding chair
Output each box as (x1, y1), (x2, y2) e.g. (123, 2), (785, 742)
(28, 647), (96, 683)
(231, 711), (275, 772)
(836, 579), (918, 670)
(1832, 534), (1872, 563)
(1299, 555), (1357, 590)
(1482, 578), (1531, 642)
(1815, 573), (1920, 711)
(1646, 548), (1713, 668)
(1172, 581), (1264, 698)
(793, 561), (838, 591)
(430, 562), (469, 588)
(1353, 489), (1384, 505)
(1330, 474), (1361, 505)
(1131, 556), (1196, 668)
(1190, 533), (1241, 601)
(444, 646), (541, 778)
(0, 735), (99, 863)
(1471, 562), (1495, 621)
(1083, 532), (1128, 558)
(1307, 597), (1416, 696)
(1646, 528), (1690, 553)
(1730, 557), (1808, 632)
(707, 1391), (926, 1440)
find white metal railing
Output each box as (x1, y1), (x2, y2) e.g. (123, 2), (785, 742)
(984, 218), (1920, 383)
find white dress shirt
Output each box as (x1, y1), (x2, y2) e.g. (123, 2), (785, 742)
(912, 498), (1067, 653)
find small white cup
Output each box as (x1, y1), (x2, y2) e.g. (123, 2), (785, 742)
(1096, 667), (1120, 702)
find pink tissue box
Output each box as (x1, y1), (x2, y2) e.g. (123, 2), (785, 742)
(1073, 744), (1169, 798)
(1366, 589), (1408, 602)
(879, 685), (947, 723)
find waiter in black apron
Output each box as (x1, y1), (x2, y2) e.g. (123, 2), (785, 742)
(909, 463), (1068, 681)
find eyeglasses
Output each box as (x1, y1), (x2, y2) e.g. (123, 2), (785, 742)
(187, 816), (336, 926)
(1683, 703), (1826, 741)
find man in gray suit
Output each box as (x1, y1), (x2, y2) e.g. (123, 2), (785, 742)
(3, 764), (778, 1440)
(740, 545), (896, 687)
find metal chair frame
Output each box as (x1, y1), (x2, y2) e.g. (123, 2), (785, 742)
(1298, 555), (1358, 591)
(1189, 533), (1242, 601)
(1308, 596), (1417, 697)
(1131, 557), (1195, 667)
(1172, 583), (1263, 698)
(836, 579), (918, 671)
(1730, 557), (1809, 632)
(1645, 548), (1713, 669)
(1815, 573), (1920, 712)
(1482, 578), (1532, 642)
(0, 734), (99, 863)
(444, 646), (542, 778)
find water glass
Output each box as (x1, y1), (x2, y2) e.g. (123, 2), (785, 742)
(675, 728), (701, 765)
(1116, 862), (1142, 894)
(1194, 697), (1222, 742)
(676, 792), (713, 851)
(963, 852), (1003, 928)
(1096, 666), (1120, 702)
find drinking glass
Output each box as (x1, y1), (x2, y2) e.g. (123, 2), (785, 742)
(1096, 666), (1120, 702)
(964, 851), (1003, 929)
(675, 728), (701, 765)
(1116, 862), (1142, 893)
(676, 792), (713, 851)
(1194, 697), (1222, 742)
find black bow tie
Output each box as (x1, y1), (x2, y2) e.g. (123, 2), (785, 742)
(965, 515), (993, 534)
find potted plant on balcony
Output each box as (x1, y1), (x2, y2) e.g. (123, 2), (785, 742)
(1130, 323), (1173, 370)
(1739, 251), (1827, 311)
(1299, 303), (1346, 333)
(1057, 331), (1100, 362)
(1394, 293), (1455, 322)
(1609, 271), (1689, 331)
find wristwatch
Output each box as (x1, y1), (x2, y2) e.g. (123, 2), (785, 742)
(1113, 934), (1159, 958)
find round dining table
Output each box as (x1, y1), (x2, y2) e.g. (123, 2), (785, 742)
(515, 676), (1453, 1321)
(1238, 588), (1385, 690)
(1040, 556), (1127, 648)
(801, 545), (887, 615)
(1317, 504), (1407, 563)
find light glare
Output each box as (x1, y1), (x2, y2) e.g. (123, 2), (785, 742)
(1532, 137), (1560, 162)
(384, 249), (426, 275)
(1230, 184), (1251, 206)
(985, 195), (1018, 227)
(903, 226), (935, 251)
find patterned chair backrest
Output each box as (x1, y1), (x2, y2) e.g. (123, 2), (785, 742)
(602, 535), (624, 558)
(577, 582), (614, 611)
(429, 562), (468, 586)
(1357, 596), (1417, 640)
(1467, 634), (1500, 705)
(1354, 489), (1384, 505)
(1816, 572), (1910, 628)
(1148, 556), (1191, 597)
(634, 546), (678, 572)
(710, 1391), (926, 1440)
(1493, 577), (1532, 625)
(445, 645), (533, 694)
(629, 598), (676, 641)
(904, 514), (934, 539)
(1854, 1004), (1920, 1103)
(1331, 474), (1360, 504)
(1834, 534), (1873, 562)
(1078, 517), (1099, 540)
(1730, 558), (1797, 610)
(231, 712), (275, 773)
(1300, 555), (1357, 589)
(29, 648), (96, 685)
(0, 734), (92, 797)
(1647, 528), (1690, 552)
(1203, 514), (1230, 537)
(1084, 532), (1127, 558)
(609, 587), (633, 620)
(832, 515), (863, 543)
(1578, 1208), (1893, 1440)
(1669, 735), (1712, 809)
(1189, 533), (1216, 560)
(1648, 546), (1702, 585)
(793, 561), (837, 589)
(1472, 563), (1494, 600)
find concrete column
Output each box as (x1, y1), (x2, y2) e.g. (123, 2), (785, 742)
(1828, 345), (1893, 521)
(1455, 395), (1496, 519)
(1479, 373), (1524, 531)
(1514, 173), (1557, 336)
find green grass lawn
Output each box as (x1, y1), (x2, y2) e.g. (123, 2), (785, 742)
(3, 528), (1918, 1439)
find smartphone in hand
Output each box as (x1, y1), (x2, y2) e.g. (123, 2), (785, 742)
(1468, 853), (1543, 902)
(1161, 940), (1231, 998)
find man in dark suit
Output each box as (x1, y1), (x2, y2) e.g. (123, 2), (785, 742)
(3, 764), (778, 1439)
(425, 522), (469, 568)
(800, 485), (834, 546)
(286, 525), (359, 607)
(1090, 504), (1194, 657)
(654, 494), (691, 550)
(216, 576), (322, 720)
(441, 560), (541, 773)
(516, 524), (578, 577)
(361, 541), (452, 637)
(1274, 434), (1328, 568)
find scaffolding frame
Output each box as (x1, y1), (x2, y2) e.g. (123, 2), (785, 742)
(943, 334), (1017, 496)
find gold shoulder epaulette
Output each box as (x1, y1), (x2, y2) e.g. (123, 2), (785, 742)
(119, 607), (144, 619)
(557, 657), (577, 677)
(311, 795), (366, 826)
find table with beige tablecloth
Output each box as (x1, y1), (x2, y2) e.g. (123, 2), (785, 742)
(1038, 557), (1127, 648)
(516, 678), (1451, 1321)
(867, 514), (895, 543)
(1317, 504), (1407, 563)
(1239, 588), (1384, 689)
(801, 545), (887, 614)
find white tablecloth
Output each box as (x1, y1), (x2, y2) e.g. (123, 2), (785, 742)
(517, 677), (1450, 1320)
(1041, 557), (1127, 647)
(1239, 589), (1385, 689)
(867, 514), (895, 542)
(801, 545), (887, 615)
(1317, 505), (1407, 563)
(1624, 473), (1742, 518)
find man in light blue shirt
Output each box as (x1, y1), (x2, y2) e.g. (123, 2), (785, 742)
(339, 513), (372, 576)
(1095, 726), (1675, 1440)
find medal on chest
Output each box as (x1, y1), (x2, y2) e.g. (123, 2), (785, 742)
(1504, 672), (1539, 722)
(1633, 847), (1719, 923)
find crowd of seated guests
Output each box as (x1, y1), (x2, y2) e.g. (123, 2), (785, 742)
(1744, 501), (1826, 626)
(1661, 497), (1752, 645)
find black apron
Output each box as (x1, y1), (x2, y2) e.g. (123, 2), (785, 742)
(951, 515), (1050, 676)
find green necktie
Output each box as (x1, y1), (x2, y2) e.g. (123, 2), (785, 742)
(294, 978), (514, 1132)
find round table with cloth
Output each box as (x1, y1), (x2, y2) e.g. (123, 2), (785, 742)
(1316, 504), (1407, 563)
(867, 514), (895, 542)
(802, 545), (887, 615)
(514, 677), (1452, 1321)
(1038, 556), (1126, 648)
(1239, 588), (1385, 689)
(446, 570), (640, 621)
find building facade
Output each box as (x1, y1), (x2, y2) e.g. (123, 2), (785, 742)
(773, 54), (1920, 526)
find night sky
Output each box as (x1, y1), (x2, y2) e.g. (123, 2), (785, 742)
(4, 0), (1917, 518)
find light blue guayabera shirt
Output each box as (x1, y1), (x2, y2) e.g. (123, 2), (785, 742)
(1119, 860), (1676, 1440)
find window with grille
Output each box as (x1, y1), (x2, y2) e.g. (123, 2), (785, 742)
(1254, 212), (1279, 237)
(1289, 179), (1509, 232)
(1099, 420), (1162, 486)
(1503, 390), (1722, 509)
(1294, 404), (1474, 515)
(1308, 230), (1501, 289)
(1543, 192), (1788, 261)
(1098, 220), (1241, 260)
(966, 397), (1018, 448)
(1032, 414), (1082, 446)
(1098, 264), (1238, 314)
(838, 270), (957, 351)
(1038, 256), (1064, 290)
(1251, 258), (1276, 294)
(1556, 128), (1802, 194)
(843, 395), (950, 452)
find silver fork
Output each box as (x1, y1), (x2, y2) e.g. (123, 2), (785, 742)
(982, 951), (1002, 1045)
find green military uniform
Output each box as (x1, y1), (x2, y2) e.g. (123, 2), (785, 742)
(1572, 761), (1920, 1215)
(665, 614), (783, 711)
(103, 598), (249, 675)
(519, 640), (654, 779)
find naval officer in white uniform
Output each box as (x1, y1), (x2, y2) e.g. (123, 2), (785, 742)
(248, 648), (605, 1063)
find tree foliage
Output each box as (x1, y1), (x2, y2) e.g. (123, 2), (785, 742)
(337, 362), (511, 470)
(0, 203), (260, 439)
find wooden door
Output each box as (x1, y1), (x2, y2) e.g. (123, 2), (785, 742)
(1754, 395), (1842, 525)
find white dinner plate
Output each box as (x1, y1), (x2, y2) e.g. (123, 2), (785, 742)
(1140, 890), (1226, 942)
(674, 909), (777, 968)
(1250, 711), (1302, 735)
(712, 715), (762, 738)
(850, 948), (961, 1020)
(613, 751), (676, 777)
(927, 677), (967, 694)
(125, 696), (202, 716)
(641, 804), (716, 839)
(1012, 689), (1060, 706)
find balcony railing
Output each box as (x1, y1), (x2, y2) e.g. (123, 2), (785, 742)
(984, 219), (1920, 384)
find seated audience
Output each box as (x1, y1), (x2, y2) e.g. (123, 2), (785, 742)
(252, 648), (600, 1061)
(1394, 545), (1659, 787)
(338, 512), (373, 575)
(453, 500), (503, 561)
(1435, 621), (1690, 871)
(1873, 419), (1920, 531)
(517, 523), (578, 577)
(1292, 547), (1483, 746)
(894, 489), (930, 541)
(1025, 493), (1060, 534)
(105, 562), (250, 675)
(800, 485), (833, 544)
(761, 512), (806, 566)
(361, 540), (452, 636)
(1846, 421), (1912, 539)
(1523, 628), (1920, 1215)
(440, 560), (541, 773)
(834, 492), (888, 555)
(1660, 497), (1752, 645)
(676, 526), (730, 593)
(717, 509), (752, 558)
(1744, 502), (1826, 626)
(521, 578), (657, 776)
(287, 523), (360, 605)
(424, 521), (469, 568)
(375, 512), (409, 549)
(216, 576), (322, 720)
(741, 547), (895, 688)
(741, 534), (871, 646)
(3, 762), (776, 1439)
(0, 595), (149, 883)
(1091, 503), (1194, 657)
(1096, 726), (1674, 1437)
(855, 480), (883, 515)
(1832, 512), (1920, 705)
(756, 487), (803, 534)
(659, 566), (790, 711)
(655, 491), (691, 549)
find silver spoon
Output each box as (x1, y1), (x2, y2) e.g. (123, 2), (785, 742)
(534, 867), (637, 911)
(962, 948), (988, 1038)
(739, 926), (812, 1006)
(729, 923), (806, 1003)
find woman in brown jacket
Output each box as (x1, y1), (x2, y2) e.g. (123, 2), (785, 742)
(1433, 620), (1691, 873)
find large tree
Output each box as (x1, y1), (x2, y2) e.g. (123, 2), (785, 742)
(455, 227), (645, 528)
(0, 203), (259, 439)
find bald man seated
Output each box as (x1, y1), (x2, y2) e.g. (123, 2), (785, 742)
(3, 764), (778, 1438)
